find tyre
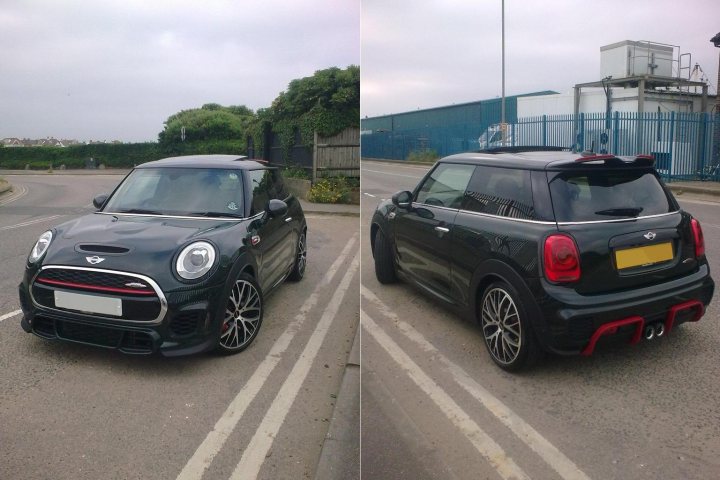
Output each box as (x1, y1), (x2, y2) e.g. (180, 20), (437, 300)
(216, 273), (263, 354)
(374, 228), (397, 284)
(479, 281), (541, 371)
(288, 230), (307, 281)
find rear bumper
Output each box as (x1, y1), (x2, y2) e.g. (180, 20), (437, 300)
(529, 264), (714, 355)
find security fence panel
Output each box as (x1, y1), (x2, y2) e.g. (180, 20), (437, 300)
(361, 110), (718, 182)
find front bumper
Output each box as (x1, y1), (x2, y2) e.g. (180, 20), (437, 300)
(19, 272), (228, 356)
(529, 264), (715, 355)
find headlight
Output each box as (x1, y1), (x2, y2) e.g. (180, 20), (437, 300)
(175, 241), (216, 280)
(29, 230), (53, 263)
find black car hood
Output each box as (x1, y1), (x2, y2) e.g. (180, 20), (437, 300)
(41, 213), (248, 277)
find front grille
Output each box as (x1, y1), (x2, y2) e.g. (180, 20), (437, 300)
(36, 269), (155, 295)
(58, 320), (123, 347)
(170, 312), (202, 337)
(33, 316), (155, 354)
(31, 268), (163, 322)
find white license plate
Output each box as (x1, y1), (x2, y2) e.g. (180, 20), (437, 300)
(54, 290), (123, 317)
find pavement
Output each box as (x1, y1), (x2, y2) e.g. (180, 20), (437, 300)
(314, 325), (360, 480)
(0, 170), (360, 478)
(663, 179), (720, 199)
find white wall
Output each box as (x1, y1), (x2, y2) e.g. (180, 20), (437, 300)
(517, 87), (714, 117)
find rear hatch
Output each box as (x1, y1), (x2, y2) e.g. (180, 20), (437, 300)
(547, 156), (698, 295)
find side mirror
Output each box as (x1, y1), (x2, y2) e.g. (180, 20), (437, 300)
(266, 199), (288, 218)
(93, 194), (109, 210)
(391, 191), (413, 209)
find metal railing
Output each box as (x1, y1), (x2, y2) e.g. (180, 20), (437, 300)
(361, 112), (720, 182)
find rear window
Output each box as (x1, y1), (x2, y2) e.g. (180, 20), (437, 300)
(548, 169), (673, 222)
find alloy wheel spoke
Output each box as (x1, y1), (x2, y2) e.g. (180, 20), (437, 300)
(221, 279), (261, 350)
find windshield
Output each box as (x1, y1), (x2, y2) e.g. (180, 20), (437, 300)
(103, 167), (245, 217)
(548, 169), (673, 222)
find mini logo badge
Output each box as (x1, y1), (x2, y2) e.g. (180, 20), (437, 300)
(125, 282), (148, 289)
(85, 256), (105, 265)
(643, 232), (657, 240)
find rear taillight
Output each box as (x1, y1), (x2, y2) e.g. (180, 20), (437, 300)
(544, 234), (581, 283)
(691, 218), (705, 258)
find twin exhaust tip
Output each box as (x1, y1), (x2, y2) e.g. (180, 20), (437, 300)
(643, 323), (665, 341)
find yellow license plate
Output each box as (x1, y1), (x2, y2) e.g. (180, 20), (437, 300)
(615, 242), (673, 269)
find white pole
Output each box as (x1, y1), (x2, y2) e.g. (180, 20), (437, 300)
(501, 0), (506, 144)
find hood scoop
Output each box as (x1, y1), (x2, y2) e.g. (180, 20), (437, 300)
(75, 244), (131, 255)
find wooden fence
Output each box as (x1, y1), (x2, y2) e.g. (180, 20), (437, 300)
(254, 126), (359, 181)
(313, 127), (359, 180)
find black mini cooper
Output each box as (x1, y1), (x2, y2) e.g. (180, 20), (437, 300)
(371, 148), (714, 371)
(19, 155), (307, 356)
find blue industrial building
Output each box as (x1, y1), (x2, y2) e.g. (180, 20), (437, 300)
(361, 91), (556, 160)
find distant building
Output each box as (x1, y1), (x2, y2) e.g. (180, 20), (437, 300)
(1, 137), (23, 147)
(517, 40), (716, 118)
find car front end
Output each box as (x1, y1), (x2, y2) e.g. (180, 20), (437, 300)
(17, 159), (263, 356)
(18, 213), (252, 356)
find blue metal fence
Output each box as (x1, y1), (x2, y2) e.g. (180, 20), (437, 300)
(361, 111), (720, 181)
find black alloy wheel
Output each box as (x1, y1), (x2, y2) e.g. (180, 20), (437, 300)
(373, 229), (397, 284)
(217, 273), (263, 354)
(289, 231), (307, 281)
(479, 281), (540, 370)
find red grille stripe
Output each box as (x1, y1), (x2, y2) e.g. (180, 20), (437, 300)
(36, 277), (156, 296)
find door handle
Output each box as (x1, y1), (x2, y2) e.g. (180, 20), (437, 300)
(434, 226), (450, 233)
(285, 217), (292, 223)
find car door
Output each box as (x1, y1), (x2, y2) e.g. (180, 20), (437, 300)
(246, 168), (294, 292)
(394, 162), (475, 301)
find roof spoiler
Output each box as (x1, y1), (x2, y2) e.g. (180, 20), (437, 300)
(573, 153), (655, 166)
(477, 146), (571, 154)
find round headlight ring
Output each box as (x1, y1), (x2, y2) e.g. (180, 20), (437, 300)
(29, 230), (53, 263)
(176, 241), (216, 280)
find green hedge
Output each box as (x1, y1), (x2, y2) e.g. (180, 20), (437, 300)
(0, 141), (248, 170)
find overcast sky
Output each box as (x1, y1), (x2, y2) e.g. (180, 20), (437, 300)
(0, 0), (359, 142)
(362, 0), (719, 118)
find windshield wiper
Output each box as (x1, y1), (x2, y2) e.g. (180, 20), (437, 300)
(116, 208), (164, 215)
(191, 211), (245, 219)
(594, 207), (644, 217)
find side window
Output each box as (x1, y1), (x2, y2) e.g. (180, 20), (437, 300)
(415, 163), (475, 209)
(463, 166), (535, 220)
(248, 168), (287, 215)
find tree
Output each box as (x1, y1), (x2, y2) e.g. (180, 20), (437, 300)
(158, 104), (254, 147)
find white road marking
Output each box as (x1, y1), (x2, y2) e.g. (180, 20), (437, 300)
(362, 286), (592, 480)
(0, 185), (28, 206)
(363, 192), (377, 197)
(176, 234), (358, 480)
(362, 310), (529, 480)
(229, 253), (360, 479)
(0, 215), (64, 232)
(0, 310), (22, 323)
(361, 168), (424, 179)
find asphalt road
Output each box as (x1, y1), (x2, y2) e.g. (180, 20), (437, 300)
(0, 174), (360, 480)
(360, 160), (720, 480)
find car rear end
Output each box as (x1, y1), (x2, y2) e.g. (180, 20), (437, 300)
(535, 154), (714, 355)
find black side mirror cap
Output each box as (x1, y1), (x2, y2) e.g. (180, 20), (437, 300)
(93, 194), (109, 210)
(391, 191), (413, 209)
(267, 199), (288, 218)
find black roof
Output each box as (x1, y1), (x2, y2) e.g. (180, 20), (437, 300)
(440, 149), (653, 170)
(136, 154), (268, 169)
